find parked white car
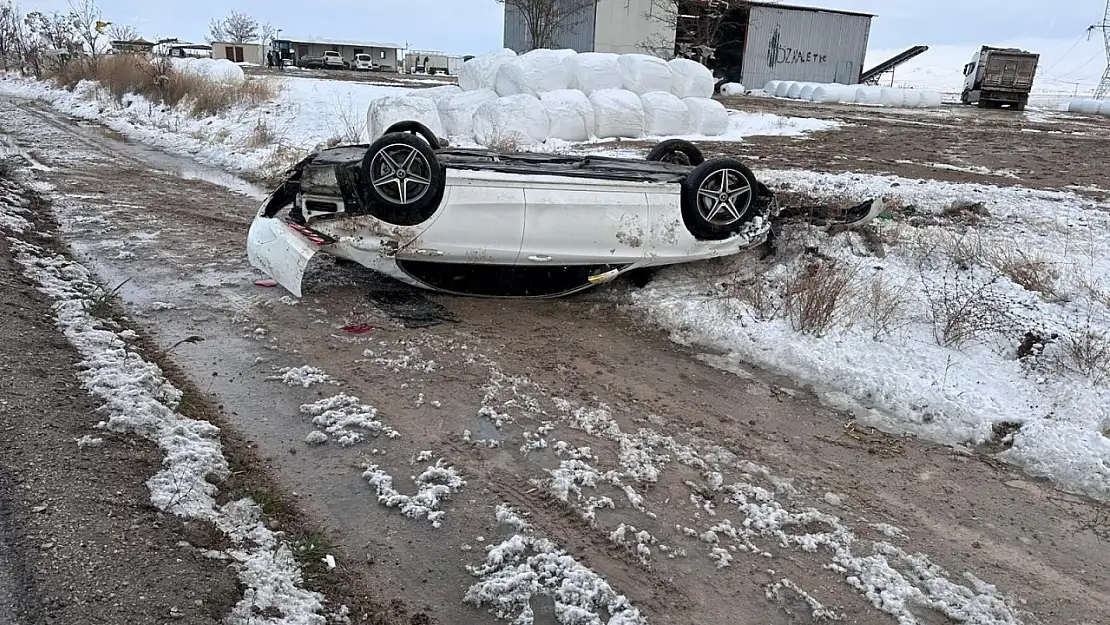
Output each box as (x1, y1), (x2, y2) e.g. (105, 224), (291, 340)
(352, 53), (375, 71)
(247, 122), (883, 298)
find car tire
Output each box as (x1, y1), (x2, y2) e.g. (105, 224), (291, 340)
(679, 157), (761, 240)
(645, 139), (705, 166)
(382, 120), (442, 150)
(361, 132), (446, 226)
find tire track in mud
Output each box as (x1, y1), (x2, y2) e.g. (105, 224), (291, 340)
(4, 94), (1110, 625)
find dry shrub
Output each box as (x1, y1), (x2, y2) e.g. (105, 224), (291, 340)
(922, 266), (1020, 349)
(733, 276), (781, 321)
(986, 247), (1059, 297)
(47, 54), (277, 117)
(243, 120), (275, 149)
(782, 258), (858, 335)
(861, 272), (913, 340)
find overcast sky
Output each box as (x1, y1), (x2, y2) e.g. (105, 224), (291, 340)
(24, 0), (1110, 86)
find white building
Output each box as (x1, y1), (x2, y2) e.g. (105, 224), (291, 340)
(503, 0), (674, 55)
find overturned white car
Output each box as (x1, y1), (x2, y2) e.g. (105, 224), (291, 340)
(247, 121), (883, 298)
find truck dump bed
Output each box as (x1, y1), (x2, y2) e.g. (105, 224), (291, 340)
(981, 49), (1038, 91)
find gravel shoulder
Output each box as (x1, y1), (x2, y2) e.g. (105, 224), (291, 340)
(0, 176), (241, 625)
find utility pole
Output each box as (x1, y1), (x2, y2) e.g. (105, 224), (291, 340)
(1090, 0), (1110, 98)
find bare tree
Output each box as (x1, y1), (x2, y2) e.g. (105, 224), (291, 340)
(208, 10), (258, 43)
(0, 0), (20, 68)
(68, 0), (104, 54)
(641, 0), (740, 62)
(260, 21), (276, 46)
(496, 0), (596, 51)
(105, 22), (137, 42)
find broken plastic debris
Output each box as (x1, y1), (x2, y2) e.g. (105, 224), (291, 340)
(323, 554), (336, 569)
(254, 279), (278, 287)
(342, 324), (376, 335)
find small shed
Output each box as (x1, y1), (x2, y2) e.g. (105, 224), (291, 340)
(110, 38), (155, 54)
(212, 41), (264, 65)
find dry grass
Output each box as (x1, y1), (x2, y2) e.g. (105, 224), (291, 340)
(733, 275), (782, 321)
(1055, 314), (1110, 384)
(922, 266), (1021, 349)
(47, 55), (277, 118)
(986, 247), (1059, 297)
(861, 272), (913, 340)
(782, 258), (858, 335)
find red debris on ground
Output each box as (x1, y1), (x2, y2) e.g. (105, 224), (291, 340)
(342, 324), (375, 335)
(254, 279), (278, 287)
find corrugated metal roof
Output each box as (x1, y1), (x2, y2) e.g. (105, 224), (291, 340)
(748, 1), (875, 18)
(277, 36), (402, 49)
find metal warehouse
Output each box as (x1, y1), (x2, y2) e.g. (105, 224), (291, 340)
(502, 1), (873, 86)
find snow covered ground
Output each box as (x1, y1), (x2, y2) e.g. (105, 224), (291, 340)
(626, 169), (1110, 503)
(0, 73), (838, 180)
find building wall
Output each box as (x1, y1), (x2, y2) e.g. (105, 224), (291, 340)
(741, 6), (871, 88)
(593, 0), (674, 55)
(503, 0), (596, 53)
(212, 42), (263, 65)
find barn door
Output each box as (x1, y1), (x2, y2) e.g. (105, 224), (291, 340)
(836, 60), (855, 83)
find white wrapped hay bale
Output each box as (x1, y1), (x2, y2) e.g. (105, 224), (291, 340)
(683, 97), (729, 136)
(174, 57), (244, 82)
(640, 92), (691, 136)
(438, 89), (499, 139)
(810, 84), (844, 103)
(719, 82), (745, 96)
(1098, 101), (1110, 116)
(473, 94), (550, 147)
(902, 90), (923, 108)
(668, 58), (714, 99)
(879, 88), (906, 107)
(787, 82), (811, 99)
(854, 86), (884, 104)
(800, 83), (819, 101)
(1066, 99), (1087, 113)
(540, 89), (595, 142)
(565, 52), (623, 94)
(589, 89), (645, 139)
(774, 81), (795, 98)
(414, 84), (463, 103)
(617, 53), (673, 95)
(1073, 99), (1103, 114)
(494, 48), (574, 96)
(920, 91), (944, 107)
(367, 96), (444, 141)
(764, 80), (782, 95)
(458, 48), (516, 92)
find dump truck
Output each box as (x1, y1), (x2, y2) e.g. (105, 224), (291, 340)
(960, 46), (1039, 110)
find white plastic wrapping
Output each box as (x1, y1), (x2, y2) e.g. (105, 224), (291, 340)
(172, 57), (245, 82)
(683, 97), (729, 136)
(920, 91), (944, 107)
(799, 83), (818, 101)
(719, 82), (745, 96)
(565, 52), (623, 94)
(1071, 99), (1103, 115)
(457, 48), (516, 92)
(879, 88), (906, 107)
(809, 84), (843, 103)
(854, 86), (884, 104)
(414, 84), (463, 103)
(901, 89), (923, 108)
(640, 91), (691, 136)
(617, 53), (673, 95)
(438, 88), (499, 139)
(367, 96), (444, 141)
(589, 88), (645, 139)
(787, 82), (811, 99)
(668, 58), (714, 99)
(494, 48), (574, 96)
(472, 94), (550, 146)
(764, 80), (781, 95)
(774, 81), (795, 98)
(540, 89), (596, 142)
(1099, 101), (1110, 116)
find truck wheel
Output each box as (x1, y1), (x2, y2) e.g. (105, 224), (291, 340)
(680, 158), (761, 241)
(646, 139), (705, 166)
(361, 132), (445, 226)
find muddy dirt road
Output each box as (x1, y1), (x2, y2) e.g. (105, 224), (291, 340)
(3, 94), (1109, 625)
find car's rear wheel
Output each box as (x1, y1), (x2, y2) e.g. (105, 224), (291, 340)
(382, 120), (442, 149)
(645, 139), (705, 166)
(680, 158), (760, 240)
(361, 132), (445, 226)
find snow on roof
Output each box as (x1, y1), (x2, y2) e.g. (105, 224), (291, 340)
(278, 36), (403, 49)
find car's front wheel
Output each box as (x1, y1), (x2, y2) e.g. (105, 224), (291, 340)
(680, 158), (761, 240)
(361, 132), (446, 226)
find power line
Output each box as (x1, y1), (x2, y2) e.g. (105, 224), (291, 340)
(1040, 32), (1086, 75)
(1089, 0), (1110, 98)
